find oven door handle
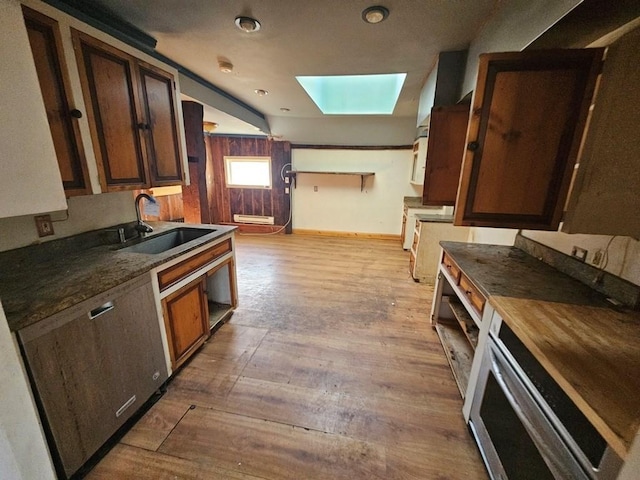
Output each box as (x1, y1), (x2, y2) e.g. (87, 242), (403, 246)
(489, 345), (589, 480)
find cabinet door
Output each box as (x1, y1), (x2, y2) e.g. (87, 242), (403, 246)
(23, 8), (90, 197)
(454, 49), (603, 230)
(422, 104), (469, 206)
(72, 30), (149, 191)
(138, 62), (184, 186)
(162, 275), (209, 370)
(19, 276), (167, 478)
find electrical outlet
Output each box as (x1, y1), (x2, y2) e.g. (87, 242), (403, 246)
(284, 187), (290, 194)
(35, 215), (54, 237)
(592, 249), (603, 266)
(285, 176), (289, 184)
(314, 186), (318, 192)
(571, 246), (587, 262)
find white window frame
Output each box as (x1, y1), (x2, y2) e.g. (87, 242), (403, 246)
(223, 156), (272, 189)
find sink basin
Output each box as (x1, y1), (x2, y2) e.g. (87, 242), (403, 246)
(119, 228), (213, 254)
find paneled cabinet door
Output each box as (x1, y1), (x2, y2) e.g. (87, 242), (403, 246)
(422, 104), (470, 206)
(138, 63), (184, 185)
(454, 49), (604, 230)
(162, 275), (210, 370)
(23, 7), (91, 196)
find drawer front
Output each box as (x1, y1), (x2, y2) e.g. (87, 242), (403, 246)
(158, 238), (232, 291)
(442, 252), (461, 283)
(459, 274), (486, 314)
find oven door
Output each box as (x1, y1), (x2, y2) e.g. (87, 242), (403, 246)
(469, 337), (589, 480)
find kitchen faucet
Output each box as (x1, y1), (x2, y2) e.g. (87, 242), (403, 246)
(134, 193), (156, 235)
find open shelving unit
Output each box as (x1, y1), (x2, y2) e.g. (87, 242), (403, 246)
(287, 170), (375, 191)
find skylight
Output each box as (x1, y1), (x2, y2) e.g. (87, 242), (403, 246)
(295, 73), (407, 115)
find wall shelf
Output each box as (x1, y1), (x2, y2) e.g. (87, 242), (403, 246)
(287, 170), (375, 191)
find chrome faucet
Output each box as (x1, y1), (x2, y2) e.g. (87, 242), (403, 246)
(134, 193), (156, 235)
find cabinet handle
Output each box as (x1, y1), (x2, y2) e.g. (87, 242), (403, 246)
(137, 122), (150, 130)
(69, 109), (83, 119)
(465, 290), (473, 295)
(467, 141), (479, 151)
(88, 301), (114, 319)
(115, 394), (137, 418)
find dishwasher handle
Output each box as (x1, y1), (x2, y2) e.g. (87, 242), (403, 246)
(88, 301), (114, 319)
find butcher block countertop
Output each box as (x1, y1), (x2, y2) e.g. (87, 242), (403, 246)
(0, 222), (236, 332)
(440, 241), (640, 459)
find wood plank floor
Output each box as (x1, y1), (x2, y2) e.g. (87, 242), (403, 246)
(86, 234), (487, 479)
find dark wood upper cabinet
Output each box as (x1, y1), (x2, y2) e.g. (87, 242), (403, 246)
(23, 7), (91, 197)
(72, 30), (184, 192)
(454, 48), (604, 230)
(422, 104), (469, 206)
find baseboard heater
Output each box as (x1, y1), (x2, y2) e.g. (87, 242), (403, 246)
(233, 214), (275, 225)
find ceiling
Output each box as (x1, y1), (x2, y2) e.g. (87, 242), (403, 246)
(90, 0), (500, 144)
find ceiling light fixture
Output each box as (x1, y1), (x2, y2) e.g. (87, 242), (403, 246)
(203, 122), (218, 133)
(218, 60), (233, 73)
(362, 6), (389, 24)
(235, 16), (261, 33)
(254, 89), (269, 96)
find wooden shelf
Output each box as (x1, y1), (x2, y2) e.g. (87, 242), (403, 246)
(208, 301), (233, 330)
(447, 299), (479, 349)
(287, 170), (375, 191)
(435, 321), (474, 398)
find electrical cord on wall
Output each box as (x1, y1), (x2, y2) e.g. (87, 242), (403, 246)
(238, 162), (293, 236)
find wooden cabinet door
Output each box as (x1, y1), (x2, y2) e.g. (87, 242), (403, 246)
(19, 276), (167, 478)
(72, 30), (149, 191)
(138, 62), (184, 186)
(162, 275), (209, 370)
(23, 8), (90, 196)
(422, 104), (470, 206)
(454, 49), (604, 230)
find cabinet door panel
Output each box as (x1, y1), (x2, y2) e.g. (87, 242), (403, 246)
(73, 31), (148, 190)
(454, 49), (603, 230)
(140, 65), (184, 185)
(422, 105), (469, 206)
(24, 8), (90, 196)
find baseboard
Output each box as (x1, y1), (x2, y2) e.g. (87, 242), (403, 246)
(220, 223), (287, 234)
(292, 229), (401, 241)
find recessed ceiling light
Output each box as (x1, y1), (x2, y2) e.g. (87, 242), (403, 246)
(280, 107), (290, 112)
(254, 89), (269, 96)
(218, 60), (233, 73)
(235, 16), (261, 33)
(362, 6), (389, 24)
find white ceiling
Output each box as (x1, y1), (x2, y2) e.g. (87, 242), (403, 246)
(92, 0), (499, 144)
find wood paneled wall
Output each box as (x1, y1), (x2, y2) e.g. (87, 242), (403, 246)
(205, 136), (291, 231)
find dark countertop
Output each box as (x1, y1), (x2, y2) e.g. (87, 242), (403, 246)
(0, 222), (236, 332)
(440, 241), (640, 458)
(415, 213), (454, 224)
(403, 196), (445, 209)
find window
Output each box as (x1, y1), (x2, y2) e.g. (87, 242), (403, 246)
(224, 156), (272, 189)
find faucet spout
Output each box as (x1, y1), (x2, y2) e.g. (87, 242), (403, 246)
(134, 193), (156, 235)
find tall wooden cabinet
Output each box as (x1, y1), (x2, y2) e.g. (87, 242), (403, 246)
(422, 104), (470, 206)
(23, 7), (91, 197)
(454, 48), (604, 230)
(72, 30), (184, 192)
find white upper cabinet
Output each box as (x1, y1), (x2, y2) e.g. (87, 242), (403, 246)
(0, 0), (67, 218)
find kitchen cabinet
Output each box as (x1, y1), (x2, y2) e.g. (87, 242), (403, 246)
(72, 30), (184, 192)
(409, 216), (469, 283)
(0, 0), (67, 218)
(162, 275), (210, 370)
(454, 48), (604, 230)
(157, 236), (237, 371)
(18, 274), (168, 478)
(23, 7), (91, 197)
(422, 104), (469, 206)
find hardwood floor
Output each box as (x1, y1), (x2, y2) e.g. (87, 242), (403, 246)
(86, 234), (487, 479)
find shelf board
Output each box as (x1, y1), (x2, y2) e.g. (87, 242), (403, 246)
(435, 321), (474, 398)
(447, 300), (479, 349)
(287, 170), (375, 191)
(208, 301), (233, 330)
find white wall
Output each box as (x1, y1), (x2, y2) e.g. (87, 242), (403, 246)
(0, 191), (136, 252)
(0, 303), (56, 480)
(291, 149), (416, 235)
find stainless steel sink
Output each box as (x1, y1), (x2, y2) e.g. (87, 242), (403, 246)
(119, 228), (214, 254)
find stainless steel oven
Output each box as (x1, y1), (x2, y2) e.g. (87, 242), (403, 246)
(469, 317), (623, 480)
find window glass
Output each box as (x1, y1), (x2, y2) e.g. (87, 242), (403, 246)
(224, 156), (272, 189)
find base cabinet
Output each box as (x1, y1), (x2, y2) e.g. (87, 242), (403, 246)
(18, 275), (168, 479)
(162, 275), (209, 370)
